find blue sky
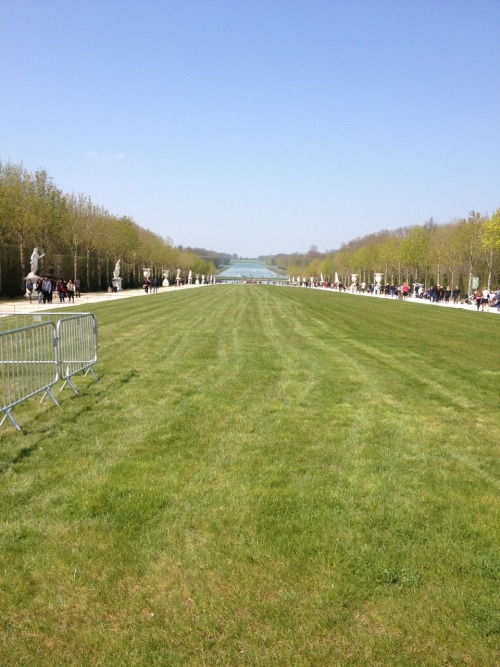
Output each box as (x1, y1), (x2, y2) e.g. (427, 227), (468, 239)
(1, 1), (499, 257)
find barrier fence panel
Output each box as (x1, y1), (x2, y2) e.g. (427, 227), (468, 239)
(0, 321), (59, 431)
(0, 312), (99, 431)
(57, 314), (98, 394)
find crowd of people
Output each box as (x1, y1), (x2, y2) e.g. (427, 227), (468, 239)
(25, 277), (81, 304)
(23, 273), (500, 313)
(142, 277), (160, 294)
(307, 280), (500, 311)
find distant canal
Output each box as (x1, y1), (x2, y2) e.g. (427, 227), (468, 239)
(218, 260), (283, 280)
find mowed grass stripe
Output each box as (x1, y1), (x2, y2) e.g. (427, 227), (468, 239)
(0, 285), (498, 666)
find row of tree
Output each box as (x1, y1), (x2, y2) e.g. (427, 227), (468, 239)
(274, 214), (500, 294)
(0, 161), (217, 296)
(2, 160), (499, 297)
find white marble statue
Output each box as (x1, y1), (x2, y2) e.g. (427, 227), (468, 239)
(113, 259), (121, 279)
(30, 247), (45, 276)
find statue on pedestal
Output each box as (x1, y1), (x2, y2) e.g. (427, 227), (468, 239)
(374, 272), (383, 295)
(112, 259), (123, 291)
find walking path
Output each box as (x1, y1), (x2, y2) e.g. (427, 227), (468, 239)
(1, 282), (498, 315)
(308, 286), (500, 314)
(0, 284), (201, 315)
(310, 285), (500, 314)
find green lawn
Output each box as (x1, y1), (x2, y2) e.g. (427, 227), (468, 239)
(1, 286), (499, 666)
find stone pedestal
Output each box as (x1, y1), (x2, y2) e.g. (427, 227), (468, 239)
(112, 277), (123, 291)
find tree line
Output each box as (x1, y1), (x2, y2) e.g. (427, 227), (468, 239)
(2, 159), (499, 298)
(270, 214), (500, 295)
(0, 161), (217, 296)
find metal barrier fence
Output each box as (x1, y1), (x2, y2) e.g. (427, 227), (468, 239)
(0, 321), (59, 430)
(57, 315), (98, 394)
(0, 313), (98, 431)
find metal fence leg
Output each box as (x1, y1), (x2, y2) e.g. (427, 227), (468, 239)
(84, 366), (99, 381)
(0, 410), (22, 431)
(40, 387), (60, 405)
(59, 377), (78, 395)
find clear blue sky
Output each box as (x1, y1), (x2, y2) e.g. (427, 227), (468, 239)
(1, 1), (499, 257)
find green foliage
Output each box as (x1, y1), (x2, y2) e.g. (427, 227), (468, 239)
(483, 208), (500, 251)
(0, 286), (499, 665)
(400, 225), (428, 281)
(0, 161), (216, 296)
(314, 214), (499, 289)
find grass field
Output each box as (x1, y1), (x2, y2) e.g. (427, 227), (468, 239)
(0, 285), (499, 666)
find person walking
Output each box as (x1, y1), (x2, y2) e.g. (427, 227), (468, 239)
(56, 279), (66, 303)
(66, 279), (75, 303)
(481, 287), (490, 311)
(474, 286), (483, 311)
(41, 275), (52, 304)
(26, 278), (34, 303)
(36, 278), (43, 303)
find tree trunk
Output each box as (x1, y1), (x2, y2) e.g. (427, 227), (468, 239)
(19, 242), (25, 289)
(97, 255), (102, 290)
(86, 248), (90, 290)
